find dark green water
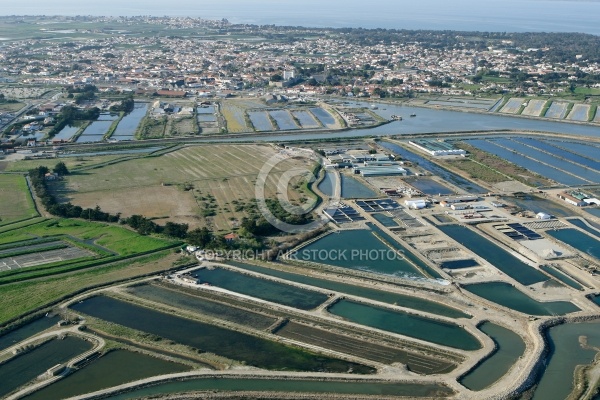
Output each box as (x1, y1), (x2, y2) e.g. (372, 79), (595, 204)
(408, 177), (454, 196)
(128, 284), (276, 329)
(590, 295), (600, 307)
(328, 299), (481, 350)
(459, 322), (526, 390)
(24, 350), (190, 400)
(368, 223), (443, 279)
(533, 322), (600, 400)
(0, 336), (92, 398)
(71, 296), (373, 373)
(0, 315), (59, 351)
(317, 171), (335, 196)
(539, 265), (583, 290)
(465, 282), (579, 315)
(106, 377), (453, 399)
(297, 229), (425, 279)
(371, 212), (399, 227)
(317, 173), (378, 199)
(509, 195), (574, 218)
(340, 175), (378, 199)
(226, 261), (470, 319)
(440, 259), (479, 269)
(547, 228), (600, 260)
(568, 218), (600, 239)
(194, 267), (328, 310)
(438, 225), (548, 285)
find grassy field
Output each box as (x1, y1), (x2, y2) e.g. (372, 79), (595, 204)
(2, 154), (130, 173)
(0, 216), (180, 322)
(167, 115), (198, 136)
(447, 142), (554, 187)
(574, 87), (600, 96)
(0, 218), (173, 255)
(56, 144), (313, 231)
(137, 116), (167, 138)
(0, 250), (180, 325)
(0, 174), (38, 226)
(0, 101), (25, 112)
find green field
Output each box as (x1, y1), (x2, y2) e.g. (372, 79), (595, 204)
(0, 214), (181, 324)
(0, 218), (174, 255)
(0, 174), (38, 226)
(0, 250), (179, 325)
(3, 155), (130, 173)
(574, 87), (600, 96)
(58, 144), (313, 231)
(0, 101), (25, 112)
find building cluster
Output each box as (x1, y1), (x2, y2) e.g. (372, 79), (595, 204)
(322, 148), (407, 177)
(556, 190), (600, 207)
(409, 139), (467, 157)
(1, 16), (598, 100)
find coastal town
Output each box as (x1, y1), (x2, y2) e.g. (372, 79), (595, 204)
(1, 16), (600, 100)
(0, 14), (600, 400)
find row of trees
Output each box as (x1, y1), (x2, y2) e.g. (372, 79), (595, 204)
(28, 165), (268, 251)
(48, 106), (101, 137)
(28, 165), (189, 238)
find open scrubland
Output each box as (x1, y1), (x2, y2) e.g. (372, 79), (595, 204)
(57, 144), (315, 231)
(0, 174), (38, 225)
(2, 154), (128, 173)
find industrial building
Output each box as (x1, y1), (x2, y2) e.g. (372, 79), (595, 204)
(355, 165), (407, 177)
(323, 204), (365, 223)
(404, 199), (427, 209)
(409, 139), (467, 156)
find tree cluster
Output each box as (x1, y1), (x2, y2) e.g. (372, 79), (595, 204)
(109, 97), (135, 113)
(48, 106), (101, 137)
(28, 165), (315, 253)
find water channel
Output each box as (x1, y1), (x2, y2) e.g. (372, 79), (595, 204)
(547, 228), (600, 261)
(0, 336), (92, 398)
(71, 296), (373, 373)
(459, 322), (526, 391)
(437, 225), (548, 286)
(296, 229), (426, 279)
(23, 349), (190, 400)
(328, 299), (481, 350)
(532, 321), (600, 400)
(225, 261), (470, 318)
(465, 282), (579, 315)
(105, 377), (453, 399)
(192, 267), (329, 310)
